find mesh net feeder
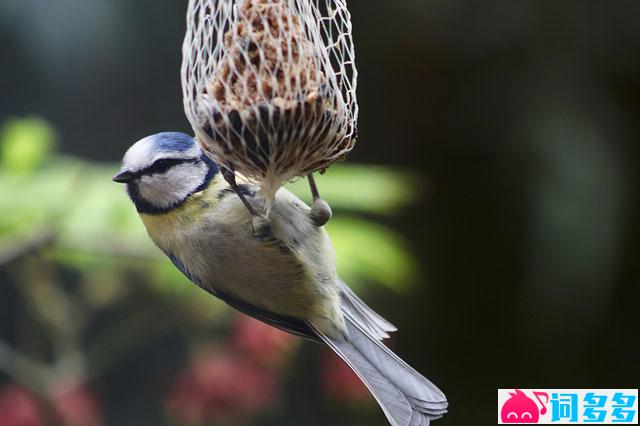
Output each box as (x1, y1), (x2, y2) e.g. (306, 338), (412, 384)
(181, 0), (358, 215)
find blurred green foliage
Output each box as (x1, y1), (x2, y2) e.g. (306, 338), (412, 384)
(0, 118), (56, 174)
(287, 165), (424, 216)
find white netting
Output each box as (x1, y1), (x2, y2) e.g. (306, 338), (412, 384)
(181, 0), (358, 199)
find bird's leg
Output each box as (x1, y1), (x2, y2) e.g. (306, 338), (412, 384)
(221, 168), (271, 238)
(308, 173), (332, 227)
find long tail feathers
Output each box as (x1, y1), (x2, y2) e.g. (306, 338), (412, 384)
(312, 290), (448, 426)
(339, 280), (397, 341)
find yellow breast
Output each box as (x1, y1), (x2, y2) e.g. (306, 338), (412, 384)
(139, 175), (225, 249)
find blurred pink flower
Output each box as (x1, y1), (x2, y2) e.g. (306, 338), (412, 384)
(50, 383), (103, 426)
(166, 350), (276, 425)
(321, 349), (370, 402)
(0, 381), (103, 426)
(0, 384), (44, 426)
(231, 315), (294, 368)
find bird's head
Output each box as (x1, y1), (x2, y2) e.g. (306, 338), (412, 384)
(113, 132), (218, 214)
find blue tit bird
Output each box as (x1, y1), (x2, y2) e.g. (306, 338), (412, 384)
(113, 132), (448, 426)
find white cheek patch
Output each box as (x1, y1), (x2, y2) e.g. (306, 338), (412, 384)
(136, 161), (208, 209)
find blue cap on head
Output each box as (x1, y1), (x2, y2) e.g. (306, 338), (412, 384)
(151, 132), (196, 153)
(118, 132), (203, 177)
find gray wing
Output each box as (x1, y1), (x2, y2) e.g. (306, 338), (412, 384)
(215, 290), (320, 341)
(167, 253), (319, 341)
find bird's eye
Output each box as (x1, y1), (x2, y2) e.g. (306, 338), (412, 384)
(522, 412), (532, 419)
(153, 159), (173, 170)
(507, 412), (517, 419)
(147, 158), (184, 175)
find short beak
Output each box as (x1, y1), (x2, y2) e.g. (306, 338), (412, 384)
(112, 170), (135, 183)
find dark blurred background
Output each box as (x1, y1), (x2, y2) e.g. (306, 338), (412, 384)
(1, 1), (639, 425)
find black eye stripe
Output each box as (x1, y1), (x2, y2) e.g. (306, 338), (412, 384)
(134, 158), (199, 178)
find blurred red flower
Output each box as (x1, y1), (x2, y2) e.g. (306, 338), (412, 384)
(0, 384), (44, 426)
(321, 349), (370, 403)
(0, 382), (103, 426)
(50, 383), (103, 426)
(166, 350), (276, 425)
(231, 315), (294, 368)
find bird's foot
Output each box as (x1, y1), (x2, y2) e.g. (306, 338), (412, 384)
(252, 214), (272, 239)
(310, 198), (332, 227)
